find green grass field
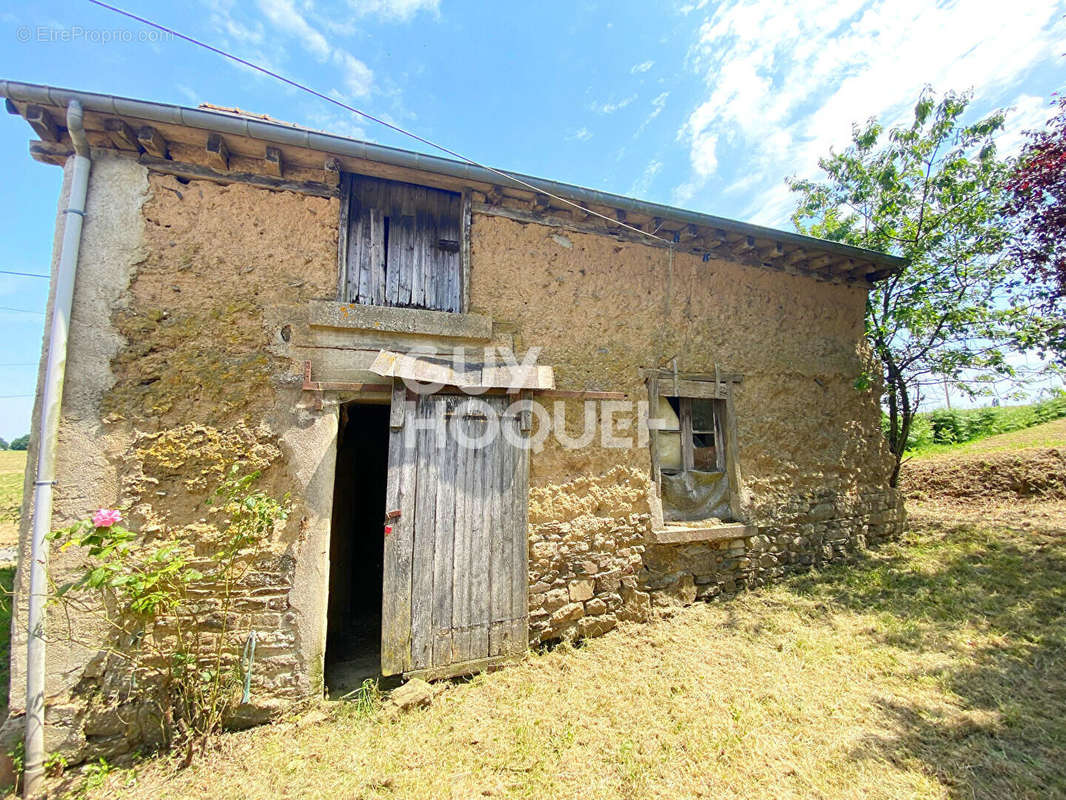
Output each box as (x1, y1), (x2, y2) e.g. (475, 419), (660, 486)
(901, 394), (1066, 457)
(905, 418), (1066, 462)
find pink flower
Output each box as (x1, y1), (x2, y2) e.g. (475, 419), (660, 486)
(92, 509), (122, 528)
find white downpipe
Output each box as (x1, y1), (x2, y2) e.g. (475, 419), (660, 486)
(23, 100), (91, 799)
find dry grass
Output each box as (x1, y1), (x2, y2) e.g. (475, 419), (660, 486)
(64, 498), (1066, 800)
(0, 450), (25, 548)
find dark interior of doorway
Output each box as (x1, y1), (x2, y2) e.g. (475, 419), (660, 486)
(325, 402), (389, 695)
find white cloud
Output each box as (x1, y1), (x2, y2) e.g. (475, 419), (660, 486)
(673, 0), (1066, 220)
(218, 0), (375, 98)
(629, 159), (663, 197)
(569, 126), (593, 142)
(630, 60), (655, 74)
(635, 91), (669, 137)
(333, 50), (374, 97)
(347, 0), (440, 21)
(590, 95), (637, 114)
(998, 94), (1056, 155)
(257, 0), (331, 59)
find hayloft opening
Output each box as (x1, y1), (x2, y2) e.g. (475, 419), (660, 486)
(325, 402), (390, 694)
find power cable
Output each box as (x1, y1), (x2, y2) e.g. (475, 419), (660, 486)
(0, 270), (49, 279)
(87, 0), (668, 245)
(0, 307), (44, 315)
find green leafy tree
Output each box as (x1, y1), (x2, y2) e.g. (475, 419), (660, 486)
(0, 438), (8, 450)
(9, 435), (29, 451)
(790, 89), (1060, 485)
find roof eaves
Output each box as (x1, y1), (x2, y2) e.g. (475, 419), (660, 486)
(0, 79), (905, 273)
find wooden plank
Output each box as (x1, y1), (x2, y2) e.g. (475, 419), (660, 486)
(487, 410), (506, 657)
(509, 417), (530, 653)
(451, 404), (474, 663)
(460, 190), (472, 313)
(469, 399), (493, 660)
(390, 379), (406, 429)
(680, 397), (694, 472)
(371, 187), (387, 306)
(137, 126), (169, 158)
(410, 401), (438, 669)
(723, 392), (744, 519)
(324, 157), (342, 187)
(653, 377), (730, 400)
(25, 105), (59, 142)
(302, 379), (390, 393)
(264, 146), (283, 177)
(352, 178), (371, 303)
(447, 191), (463, 312)
(396, 211), (415, 306)
(403, 652), (525, 682)
(411, 187), (427, 308)
(336, 174), (351, 301)
(104, 118), (139, 151)
(539, 389), (626, 400)
(137, 154), (338, 197)
(432, 396), (457, 666)
(647, 376), (660, 488)
(363, 209), (384, 304)
(381, 404), (418, 675)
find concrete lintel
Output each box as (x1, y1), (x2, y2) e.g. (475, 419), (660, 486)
(308, 301), (493, 341)
(649, 522), (756, 545)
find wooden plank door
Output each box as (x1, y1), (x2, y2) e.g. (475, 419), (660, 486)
(381, 392), (529, 677)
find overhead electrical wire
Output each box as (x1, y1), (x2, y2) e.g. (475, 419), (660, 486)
(0, 270), (49, 279)
(87, 0), (670, 246)
(0, 307), (44, 315)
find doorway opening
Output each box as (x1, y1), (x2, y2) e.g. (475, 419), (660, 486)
(325, 402), (390, 694)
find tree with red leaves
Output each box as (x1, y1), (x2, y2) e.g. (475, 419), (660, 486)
(1006, 93), (1066, 313)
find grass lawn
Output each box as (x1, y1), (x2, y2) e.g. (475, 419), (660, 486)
(71, 498), (1066, 800)
(0, 450), (26, 548)
(905, 418), (1066, 462)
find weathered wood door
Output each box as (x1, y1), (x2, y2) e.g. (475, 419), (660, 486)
(381, 392), (529, 677)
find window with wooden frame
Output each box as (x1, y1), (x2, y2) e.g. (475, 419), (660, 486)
(338, 174), (467, 312)
(647, 372), (741, 524)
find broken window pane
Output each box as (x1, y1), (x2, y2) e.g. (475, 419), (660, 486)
(655, 396), (680, 431)
(656, 432), (682, 472)
(692, 431), (718, 471)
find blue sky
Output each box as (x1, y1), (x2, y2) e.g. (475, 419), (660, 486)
(0, 0), (1064, 441)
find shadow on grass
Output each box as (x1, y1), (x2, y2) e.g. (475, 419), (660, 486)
(786, 516), (1066, 799)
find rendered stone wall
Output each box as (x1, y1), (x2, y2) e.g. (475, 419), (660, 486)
(467, 214), (904, 642)
(8, 159), (342, 760)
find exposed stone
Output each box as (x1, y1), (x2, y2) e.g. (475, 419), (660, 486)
(585, 598), (607, 616)
(568, 578), (595, 602)
(390, 678), (434, 711)
(577, 616), (617, 638)
(550, 602), (585, 626)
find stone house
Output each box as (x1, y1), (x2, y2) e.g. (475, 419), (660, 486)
(1, 81), (904, 759)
